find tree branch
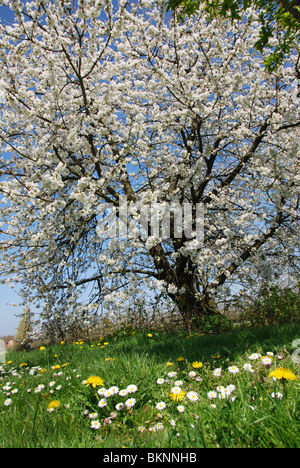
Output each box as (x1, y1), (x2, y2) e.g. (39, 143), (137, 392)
(212, 208), (286, 288)
(201, 121), (269, 205)
(277, 0), (300, 23)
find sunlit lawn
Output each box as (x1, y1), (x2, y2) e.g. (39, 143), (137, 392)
(1, 323), (299, 448)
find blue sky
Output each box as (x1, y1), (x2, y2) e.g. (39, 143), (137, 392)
(0, 284), (22, 336)
(0, 5), (18, 336)
(0, 4), (14, 24)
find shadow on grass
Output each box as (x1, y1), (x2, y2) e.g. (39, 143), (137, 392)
(111, 322), (300, 365)
(5, 322), (300, 370)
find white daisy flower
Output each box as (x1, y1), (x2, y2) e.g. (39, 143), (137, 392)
(156, 378), (165, 384)
(156, 401), (166, 410)
(126, 384), (138, 393)
(216, 386), (225, 393)
(98, 398), (108, 408)
(213, 368), (222, 377)
(125, 398), (136, 409)
(243, 363), (254, 373)
(155, 423), (164, 430)
(170, 386), (183, 394)
(115, 402), (124, 411)
(226, 384), (236, 393)
(174, 380), (183, 386)
(90, 420), (101, 430)
(261, 357), (272, 366)
(228, 366), (239, 374)
(249, 353), (261, 360)
(186, 391), (199, 402)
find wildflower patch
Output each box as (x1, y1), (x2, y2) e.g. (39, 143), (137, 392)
(0, 330), (299, 448)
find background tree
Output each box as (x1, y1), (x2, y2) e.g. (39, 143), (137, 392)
(167, 0), (300, 72)
(0, 0), (299, 334)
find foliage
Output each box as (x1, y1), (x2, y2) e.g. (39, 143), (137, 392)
(167, 0), (300, 72)
(246, 284), (300, 326)
(195, 313), (234, 334)
(9, 306), (32, 351)
(0, 324), (299, 448)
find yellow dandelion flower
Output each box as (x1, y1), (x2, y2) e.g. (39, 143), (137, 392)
(147, 334), (152, 338)
(85, 376), (104, 388)
(176, 357), (185, 362)
(269, 368), (297, 381)
(169, 390), (186, 402)
(40, 346), (46, 351)
(167, 362), (174, 367)
(20, 363), (28, 367)
(47, 400), (60, 411)
(51, 365), (60, 371)
(192, 361), (203, 369)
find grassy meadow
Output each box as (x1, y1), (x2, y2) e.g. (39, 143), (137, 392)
(1, 323), (299, 448)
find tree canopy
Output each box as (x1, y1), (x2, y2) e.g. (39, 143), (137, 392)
(0, 0), (299, 337)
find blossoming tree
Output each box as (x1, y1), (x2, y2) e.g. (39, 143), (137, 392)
(0, 0), (299, 334)
(167, 0), (300, 72)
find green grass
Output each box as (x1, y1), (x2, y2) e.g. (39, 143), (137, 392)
(1, 323), (299, 448)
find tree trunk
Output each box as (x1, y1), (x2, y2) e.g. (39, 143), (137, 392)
(174, 289), (219, 331)
(150, 245), (219, 330)
(173, 275), (219, 332)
